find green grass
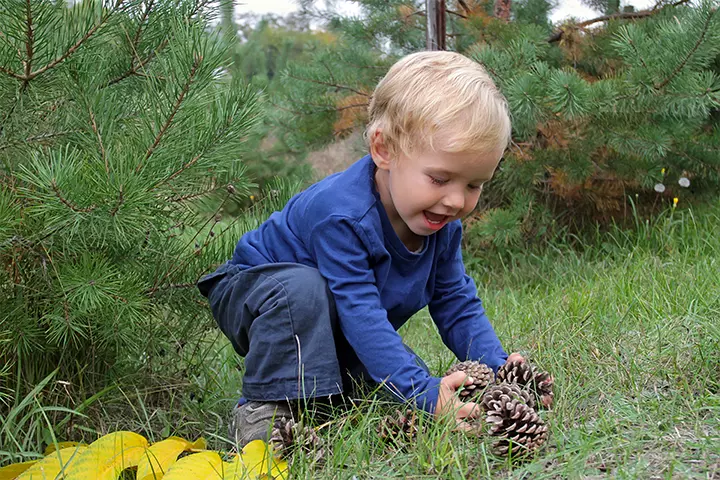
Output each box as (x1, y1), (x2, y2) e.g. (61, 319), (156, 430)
(2, 202), (719, 478)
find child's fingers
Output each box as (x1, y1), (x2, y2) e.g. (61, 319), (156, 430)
(443, 371), (475, 389)
(458, 401), (481, 420)
(454, 421), (482, 434)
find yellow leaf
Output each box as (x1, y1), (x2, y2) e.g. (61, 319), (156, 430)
(229, 440), (288, 480)
(136, 437), (192, 480)
(15, 446), (87, 480)
(189, 437), (207, 450)
(44, 442), (82, 456)
(64, 431), (148, 480)
(0, 460), (37, 480)
(162, 451), (223, 480)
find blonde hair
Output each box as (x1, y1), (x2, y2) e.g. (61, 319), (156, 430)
(365, 51), (511, 158)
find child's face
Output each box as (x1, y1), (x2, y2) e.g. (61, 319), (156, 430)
(371, 131), (504, 247)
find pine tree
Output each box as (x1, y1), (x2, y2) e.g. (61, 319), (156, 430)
(0, 0), (267, 400)
(266, 0), (720, 247)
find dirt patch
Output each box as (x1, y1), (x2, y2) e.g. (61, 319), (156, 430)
(306, 129), (368, 179)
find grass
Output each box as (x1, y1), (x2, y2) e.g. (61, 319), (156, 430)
(2, 202), (719, 478)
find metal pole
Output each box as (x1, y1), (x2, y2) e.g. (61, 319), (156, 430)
(426, 0), (437, 50)
(426, 0), (446, 50)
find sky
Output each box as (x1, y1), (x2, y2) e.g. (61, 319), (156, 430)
(236, 0), (657, 23)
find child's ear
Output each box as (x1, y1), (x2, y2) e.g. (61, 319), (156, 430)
(369, 129), (392, 170)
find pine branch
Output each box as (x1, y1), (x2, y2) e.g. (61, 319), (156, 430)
(654, 6), (718, 90)
(149, 190), (230, 291)
(626, 35), (650, 70)
(109, 185), (123, 216)
(88, 109), (108, 175)
(106, 10), (169, 88)
(547, 0), (691, 42)
(146, 282), (195, 295)
(24, 0), (125, 81)
(50, 180), (96, 213)
(0, 29), (24, 63)
(105, 42), (167, 87)
(168, 184), (218, 202)
(130, 0), (155, 48)
(161, 152), (204, 186)
(23, 0), (34, 82)
(0, 130), (77, 152)
(136, 54), (201, 173)
(0, 65), (24, 81)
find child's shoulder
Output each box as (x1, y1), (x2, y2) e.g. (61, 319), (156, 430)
(295, 154), (378, 224)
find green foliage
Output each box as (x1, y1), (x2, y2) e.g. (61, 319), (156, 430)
(7, 202), (718, 477)
(267, 0), (720, 258)
(0, 0), (266, 405)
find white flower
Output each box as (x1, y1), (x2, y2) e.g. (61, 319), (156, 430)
(678, 177), (690, 188)
(654, 183), (666, 193)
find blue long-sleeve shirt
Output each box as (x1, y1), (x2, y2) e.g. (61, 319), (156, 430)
(228, 154), (507, 412)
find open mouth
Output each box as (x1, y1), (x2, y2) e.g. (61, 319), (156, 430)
(423, 211), (449, 230)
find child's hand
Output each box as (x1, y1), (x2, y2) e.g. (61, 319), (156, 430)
(435, 371), (482, 430)
(505, 352), (525, 364)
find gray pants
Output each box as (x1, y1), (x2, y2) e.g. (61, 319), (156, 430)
(198, 262), (429, 403)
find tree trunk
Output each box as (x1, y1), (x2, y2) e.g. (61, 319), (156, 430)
(426, 0), (446, 50)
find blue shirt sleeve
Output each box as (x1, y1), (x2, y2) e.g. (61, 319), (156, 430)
(308, 215), (442, 412)
(428, 223), (508, 372)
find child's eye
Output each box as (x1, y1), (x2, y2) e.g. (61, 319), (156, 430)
(468, 184), (482, 191)
(429, 176), (448, 185)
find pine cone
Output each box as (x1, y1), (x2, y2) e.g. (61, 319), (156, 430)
(269, 417), (326, 463)
(485, 397), (549, 457)
(377, 408), (420, 445)
(481, 382), (535, 411)
(497, 360), (554, 408)
(533, 370), (554, 408)
(497, 360), (534, 384)
(445, 361), (495, 400)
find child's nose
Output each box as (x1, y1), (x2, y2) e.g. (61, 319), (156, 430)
(442, 189), (465, 212)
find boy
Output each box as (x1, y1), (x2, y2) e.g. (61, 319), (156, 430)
(198, 50), (524, 447)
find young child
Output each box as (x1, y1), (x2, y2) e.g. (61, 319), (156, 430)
(198, 50), (524, 447)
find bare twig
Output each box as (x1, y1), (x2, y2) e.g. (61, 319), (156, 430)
(655, 6), (717, 89)
(136, 55), (201, 173)
(284, 73), (370, 98)
(457, 0), (472, 14)
(547, 0), (691, 42)
(447, 9), (468, 19)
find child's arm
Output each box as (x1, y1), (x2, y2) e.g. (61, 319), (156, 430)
(308, 216), (443, 412)
(428, 222), (508, 371)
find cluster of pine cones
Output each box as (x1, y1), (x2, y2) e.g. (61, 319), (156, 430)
(269, 360), (554, 462)
(268, 417), (326, 464)
(377, 359), (554, 458)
